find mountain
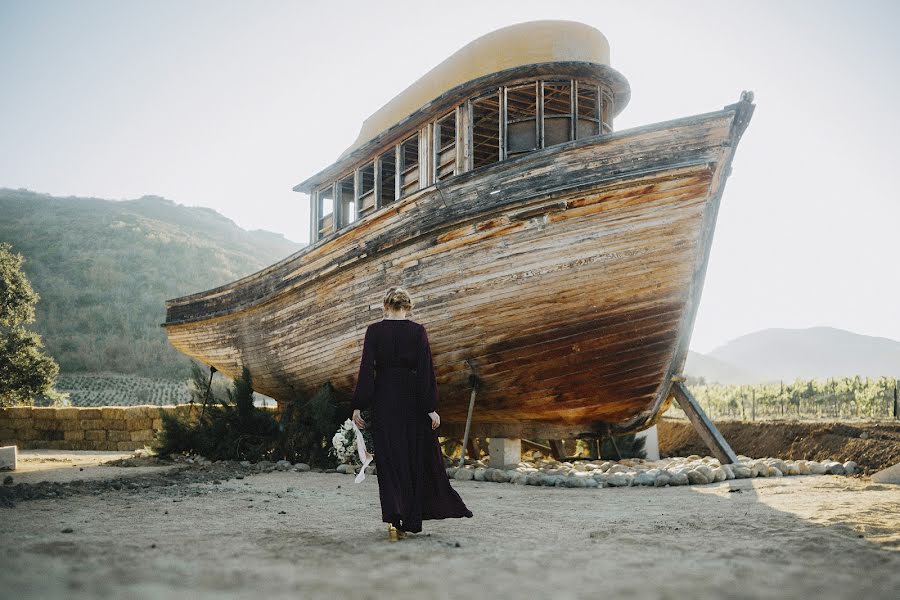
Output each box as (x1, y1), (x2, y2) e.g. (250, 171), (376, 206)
(683, 350), (764, 385)
(686, 327), (900, 384)
(0, 188), (305, 379)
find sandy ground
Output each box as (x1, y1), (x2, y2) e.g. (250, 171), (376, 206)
(1, 452), (899, 600)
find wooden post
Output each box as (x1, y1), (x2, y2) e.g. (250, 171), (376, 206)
(548, 440), (565, 460)
(670, 379), (739, 464)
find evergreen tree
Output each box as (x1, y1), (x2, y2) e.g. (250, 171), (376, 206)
(0, 242), (60, 406)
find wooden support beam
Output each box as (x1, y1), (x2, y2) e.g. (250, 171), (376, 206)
(521, 439), (551, 454)
(548, 439), (565, 460)
(670, 380), (739, 464)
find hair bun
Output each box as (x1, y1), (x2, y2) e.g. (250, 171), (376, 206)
(383, 286), (413, 312)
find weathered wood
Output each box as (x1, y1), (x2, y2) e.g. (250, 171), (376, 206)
(548, 440), (565, 460)
(670, 379), (738, 464)
(161, 100), (751, 432)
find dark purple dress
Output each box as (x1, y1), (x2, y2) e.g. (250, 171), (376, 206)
(351, 318), (473, 533)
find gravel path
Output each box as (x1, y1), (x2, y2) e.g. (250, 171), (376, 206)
(1, 453), (898, 599)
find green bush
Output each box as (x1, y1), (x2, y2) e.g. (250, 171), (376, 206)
(157, 366), (278, 461)
(275, 382), (345, 469)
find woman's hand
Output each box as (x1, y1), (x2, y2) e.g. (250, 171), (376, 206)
(428, 411), (440, 430)
(352, 409), (366, 429)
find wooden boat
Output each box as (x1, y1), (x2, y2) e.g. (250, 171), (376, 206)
(162, 21), (754, 440)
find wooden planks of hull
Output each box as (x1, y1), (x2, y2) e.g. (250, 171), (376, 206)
(163, 96), (754, 436)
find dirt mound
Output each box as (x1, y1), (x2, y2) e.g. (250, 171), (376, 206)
(658, 418), (900, 473)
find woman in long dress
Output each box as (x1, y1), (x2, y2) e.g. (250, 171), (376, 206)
(351, 286), (473, 540)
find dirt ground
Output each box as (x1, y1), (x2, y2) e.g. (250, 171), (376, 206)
(659, 419), (900, 473)
(1, 451), (898, 600)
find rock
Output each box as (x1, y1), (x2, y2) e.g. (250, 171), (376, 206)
(606, 472), (631, 487)
(539, 474), (558, 486)
(508, 472), (528, 485)
(454, 468), (474, 481)
(607, 464), (630, 475)
(634, 471), (657, 486)
(532, 451), (543, 460)
(525, 472), (543, 486)
(808, 461), (826, 475)
(796, 461), (811, 475)
(842, 461), (858, 475)
(860, 431), (869, 440)
(669, 471), (689, 486)
(753, 463), (769, 477)
(275, 460), (292, 471)
(293, 463), (311, 472)
(582, 477), (599, 488)
(711, 467), (727, 482)
(240, 460), (251, 467)
(768, 459), (788, 474)
(490, 469), (510, 483)
(732, 466), (752, 479)
(721, 464), (735, 480)
(335, 464), (355, 474)
(365, 466), (376, 475)
(654, 474), (671, 487)
(769, 467), (783, 477)
(785, 462), (800, 476)
(473, 468), (487, 482)
(445, 467), (458, 478)
(871, 462), (900, 484)
(687, 470), (710, 485)
(824, 461), (845, 475)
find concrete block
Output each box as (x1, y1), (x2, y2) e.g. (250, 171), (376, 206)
(488, 438), (521, 468)
(0, 446), (16, 470)
(635, 425), (661, 461)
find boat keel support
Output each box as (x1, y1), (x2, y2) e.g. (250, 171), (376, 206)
(670, 378), (739, 464)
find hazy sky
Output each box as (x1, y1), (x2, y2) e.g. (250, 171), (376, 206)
(1, 0), (898, 353)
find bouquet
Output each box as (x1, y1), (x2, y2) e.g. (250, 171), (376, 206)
(330, 414), (376, 465)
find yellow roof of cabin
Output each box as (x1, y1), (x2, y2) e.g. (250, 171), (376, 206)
(337, 20), (613, 160)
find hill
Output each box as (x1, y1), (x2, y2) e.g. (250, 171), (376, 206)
(0, 188), (304, 379)
(686, 327), (900, 384)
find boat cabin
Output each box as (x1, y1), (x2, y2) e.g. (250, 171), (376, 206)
(294, 21), (631, 244)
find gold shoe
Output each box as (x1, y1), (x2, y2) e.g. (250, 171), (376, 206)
(388, 524), (398, 542)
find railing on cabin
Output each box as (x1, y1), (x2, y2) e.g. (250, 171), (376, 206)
(311, 77), (615, 243)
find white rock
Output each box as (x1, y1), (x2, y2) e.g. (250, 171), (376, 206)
(654, 474), (671, 487)
(669, 471), (689, 486)
(842, 461), (858, 475)
(473, 468), (487, 481)
(808, 461), (826, 475)
(824, 461), (846, 475)
(606, 472), (632, 487)
(797, 461), (811, 475)
(293, 462), (311, 472)
(454, 468), (475, 481)
(634, 471), (657, 486)
(490, 469), (510, 483)
(687, 470), (710, 485)
(732, 466), (752, 479)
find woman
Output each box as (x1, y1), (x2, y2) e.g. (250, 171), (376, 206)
(351, 286), (473, 541)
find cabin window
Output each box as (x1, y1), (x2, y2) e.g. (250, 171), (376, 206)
(317, 184), (334, 238)
(575, 81), (601, 139)
(357, 161), (376, 218)
(337, 175), (355, 227)
(378, 148), (397, 206)
(601, 88), (614, 133)
(471, 92), (500, 169)
(434, 111), (457, 181)
(543, 81), (573, 147)
(505, 82), (538, 156)
(399, 134), (419, 197)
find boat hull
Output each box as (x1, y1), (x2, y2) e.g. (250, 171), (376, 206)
(163, 96), (753, 438)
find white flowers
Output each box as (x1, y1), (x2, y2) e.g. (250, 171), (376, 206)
(331, 418), (360, 464)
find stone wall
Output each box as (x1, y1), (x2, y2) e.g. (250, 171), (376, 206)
(0, 405), (208, 451)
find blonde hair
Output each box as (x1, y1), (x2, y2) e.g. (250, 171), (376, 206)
(383, 286), (413, 314)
